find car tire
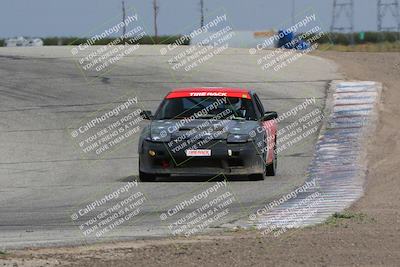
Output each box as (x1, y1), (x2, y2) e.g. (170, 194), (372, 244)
(266, 141), (277, 176)
(249, 150), (267, 181)
(139, 171), (156, 182)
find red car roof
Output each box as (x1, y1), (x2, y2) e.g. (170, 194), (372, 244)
(166, 87), (251, 99)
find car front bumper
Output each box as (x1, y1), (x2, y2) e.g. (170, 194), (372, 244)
(139, 139), (264, 176)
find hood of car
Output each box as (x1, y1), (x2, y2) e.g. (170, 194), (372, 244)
(149, 119), (258, 142)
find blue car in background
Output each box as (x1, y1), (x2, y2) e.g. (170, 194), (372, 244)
(277, 30), (311, 50)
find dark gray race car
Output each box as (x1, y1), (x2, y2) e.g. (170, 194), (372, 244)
(138, 87), (278, 182)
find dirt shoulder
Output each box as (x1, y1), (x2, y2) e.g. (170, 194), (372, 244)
(1, 52), (399, 267)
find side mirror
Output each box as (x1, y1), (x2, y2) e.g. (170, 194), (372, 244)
(140, 110), (153, 120)
(263, 111), (278, 121)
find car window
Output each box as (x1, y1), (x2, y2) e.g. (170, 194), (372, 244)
(253, 93), (265, 116)
(154, 97), (257, 120)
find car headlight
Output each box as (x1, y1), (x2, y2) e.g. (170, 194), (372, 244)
(145, 132), (171, 142)
(227, 134), (252, 143)
(145, 135), (158, 142)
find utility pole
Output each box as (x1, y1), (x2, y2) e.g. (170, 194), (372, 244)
(153, 0), (159, 43)
(200, 0), (205, 27)
(291, 0), (295, 26)
(331, 0), (355, 44)
(377, 0), (400, 40)
(122, 1), (126, 38)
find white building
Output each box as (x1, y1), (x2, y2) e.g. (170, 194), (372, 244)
(5, 37), (43, 47)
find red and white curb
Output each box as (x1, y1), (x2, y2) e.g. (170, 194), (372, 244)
(238, 81), (382, 230)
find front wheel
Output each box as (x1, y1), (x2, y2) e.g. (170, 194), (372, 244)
(265, 143), (277, 176)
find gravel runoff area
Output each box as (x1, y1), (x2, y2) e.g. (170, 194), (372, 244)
(0, 51), (399, 267)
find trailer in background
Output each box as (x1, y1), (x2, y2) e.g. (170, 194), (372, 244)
(5, 37), (43, 47)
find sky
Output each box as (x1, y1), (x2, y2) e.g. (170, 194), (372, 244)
(0, 0), (391, 38)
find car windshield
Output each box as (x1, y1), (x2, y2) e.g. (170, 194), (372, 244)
(154, 96), (257, 120)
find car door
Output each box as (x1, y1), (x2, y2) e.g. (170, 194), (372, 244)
(253, 93), (276, 164)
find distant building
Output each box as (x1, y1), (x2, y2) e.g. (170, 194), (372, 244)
(5, 37), (43, 47)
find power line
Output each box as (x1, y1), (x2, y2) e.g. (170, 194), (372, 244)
(200, 0), (205, 28)
(122, 1), (126, 38)
(291, 0), (295, 26)
(331, 0), (354, 44)
(153, 0), (159, 43)
(377, 0), (400, 32)
(331, 0), (354, 32)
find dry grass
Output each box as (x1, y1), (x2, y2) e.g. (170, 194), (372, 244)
(318, 42), (400, 52)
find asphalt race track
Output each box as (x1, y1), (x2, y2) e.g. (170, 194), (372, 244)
(0, 46), (340, 248)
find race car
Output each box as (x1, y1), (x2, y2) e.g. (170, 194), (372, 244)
(138, 87), (278, 182)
